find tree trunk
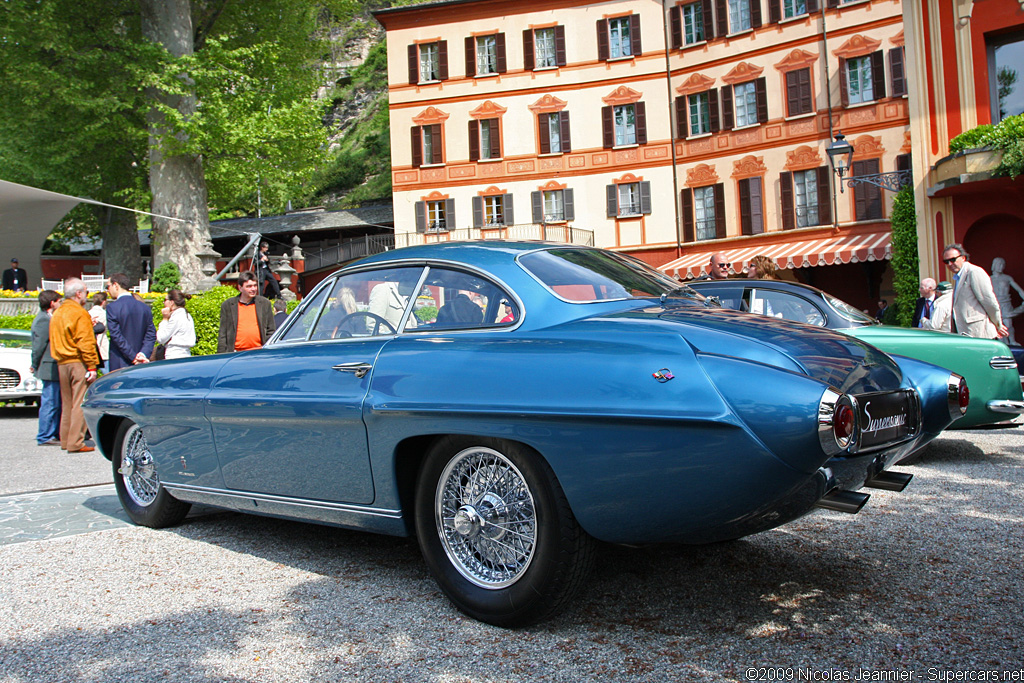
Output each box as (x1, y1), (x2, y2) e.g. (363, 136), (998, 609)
(140, 0), (214, 293)
(93, 206), (143, 286)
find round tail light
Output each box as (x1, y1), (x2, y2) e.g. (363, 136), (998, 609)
(833, 403), (855, 447)
(946, 373), (968, 419)
(957, 378), (969, 413)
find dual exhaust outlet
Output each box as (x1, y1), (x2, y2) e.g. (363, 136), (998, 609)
(815, 470), (913, 514)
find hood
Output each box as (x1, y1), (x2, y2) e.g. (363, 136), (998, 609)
(642, 304), (903, 394)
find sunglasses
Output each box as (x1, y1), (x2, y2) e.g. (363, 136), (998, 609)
(715, 262), (731, 268)
(943, 255), (962, 265)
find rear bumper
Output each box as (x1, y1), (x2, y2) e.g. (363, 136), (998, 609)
(988, 399), (1024, 415)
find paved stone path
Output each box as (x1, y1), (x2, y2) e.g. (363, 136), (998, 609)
(0, 484), (132, 545)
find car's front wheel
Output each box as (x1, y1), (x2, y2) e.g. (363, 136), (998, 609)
(112, 420), (191, 528)
(415, 436), (594, 627)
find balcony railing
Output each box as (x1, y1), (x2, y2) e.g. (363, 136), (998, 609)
(395, 223), (595, 248)
(305, 234), (396, 272)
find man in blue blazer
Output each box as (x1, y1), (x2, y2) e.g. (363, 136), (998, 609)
(105, 272), (157, 371)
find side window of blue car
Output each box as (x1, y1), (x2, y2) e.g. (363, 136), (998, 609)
(279, 278), (334, 342)
(415, 267), (518, 330)
(310, 267), (425, 339)
(749, 289), (826, 326)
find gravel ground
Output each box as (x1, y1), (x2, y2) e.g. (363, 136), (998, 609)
(0, 426), (1022, 682)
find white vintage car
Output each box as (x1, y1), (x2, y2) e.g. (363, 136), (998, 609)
(0, 329), (42, 404)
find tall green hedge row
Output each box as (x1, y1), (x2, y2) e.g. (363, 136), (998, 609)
(889, 185), (920, 328)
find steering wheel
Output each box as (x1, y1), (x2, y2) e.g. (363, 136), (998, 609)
(335, 311), (397, 337)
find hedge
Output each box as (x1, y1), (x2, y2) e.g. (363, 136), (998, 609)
(889, 185), (920, 328)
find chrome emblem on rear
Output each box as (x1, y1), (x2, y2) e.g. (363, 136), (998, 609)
(652, 368), (674, 383)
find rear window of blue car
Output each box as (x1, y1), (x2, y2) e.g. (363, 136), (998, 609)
(519, 248), (678, 302)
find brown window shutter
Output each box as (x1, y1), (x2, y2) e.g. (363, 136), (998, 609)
(722, 85), (734, 130)
(807, 0), (819, 11)
(408, 45), (419, 85)
(560, 111), (572, 152)
(602, 106), (614, 148)
(739, 178), (753, 235)
(503, 194), (514, 225)
(531, 191), (543, 223)
(411, 127), (422, 167)
(555, 26), (567, 66)
(630, 14), (642, 55)
(539, 114), (550, 154)
(852, 160), (868, 220)
(709, 88), (721, 132)
(468, 120), (479, 161)
(786, 71), (800, 116)
(799, 68), (812, 114)
(756, 77), (768, 124)
(597, 19), (609, 61)
(870, 50), (885, 100)
(607, 184), (619, 218)
(670, 6), (682, 49)
(827, 0), (839, 7)
(496, 33), (507, 73)
(768, 0), (781, 24)
(816, 166), (832, 226)
(564, 189), (575, 221)
(702, 0), (715, 39)
(489, 120), (501, 158)
(896, 153), (911, 173)
(472, 196), (483, 228)
(839, 57), (849, 108)
(749, 177), (763, 234)
(715, 0), (728, 37)
(890, 47), (906, 97)
(415, 201), (427, 233)
(780, 172), (795, 230)
(465, 37), (476, 77)
(635, 101), (647, 145)
(431, 125), (443, 165)
(523, 30), (534, 71)
(675, 96), (689, 139)
(681, 189), (695, 242)
(751, 0), (762, 28)
(714, 183), (727, 239)
(439, 41), (448, 80)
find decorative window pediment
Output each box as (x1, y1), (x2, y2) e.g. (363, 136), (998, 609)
(833, 35), (882, 59)
(852, 135), (884, 159)
(412, 107), (450, 126)
(890, 30), (904, 47)
(469, 101), (508, 119)
(421, 190), (450, 201)
(686, 164), (719, 187)
(528, 95), (568, 114)
(731, 156), (767, 178)
(478, 186), (507, 196)
(785, 145), (823, 171)
(602, 86), (643, 106)
(614, 173), (644, 184)
(538, 179), (567, 191)
(676, 73), (715, 96)
(775, 49), (818, 73)
(723, 62), (764, 85)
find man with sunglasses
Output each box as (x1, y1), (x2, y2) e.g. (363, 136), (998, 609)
(942, 243), (1008, 339)
(702, 253), (731, 280)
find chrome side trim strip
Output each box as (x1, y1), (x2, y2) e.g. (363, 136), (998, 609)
(990, 356), (1018, 370)
(987, 399), (1024, 415)
(163, 482), (403, 519)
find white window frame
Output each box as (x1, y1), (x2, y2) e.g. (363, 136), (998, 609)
(613, 104), (637, 146)
(543, 190), (565, 222)
(783, 0), (806, 18)
(847, 56), (874, 105)
(422, 126), (438, 165)
(618, 183), (642, 217)
(793, 169), (818, 228)
(479, 120), (496, 160)
(728, 0), (752, 33)
(535, 28), (557, 68)
(476, 35), (498, 75)
(689, 92), (710, 135)
(734, 81), (758, 128)
(682, 3), (704, 44)
(484, 195), (504, 226)
(427, 200), (448, 232)
(608, 17), (633, 58)
(694, 186), (716, 241)
(547, 114), (562, 153)
(419, 42), (440, 82)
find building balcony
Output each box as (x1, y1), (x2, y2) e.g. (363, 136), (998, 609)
(927, 147), (1005, 198)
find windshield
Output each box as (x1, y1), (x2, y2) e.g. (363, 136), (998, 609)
(825, 293), (878, 325)
(519, 248), (687, 302)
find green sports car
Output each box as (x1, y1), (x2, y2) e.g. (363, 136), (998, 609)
(688, 279), (1024, 429)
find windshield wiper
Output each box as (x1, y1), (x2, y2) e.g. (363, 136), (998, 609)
(661, 287), (694, 305)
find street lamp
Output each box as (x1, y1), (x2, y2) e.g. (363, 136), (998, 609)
(826, 132), (855, 194)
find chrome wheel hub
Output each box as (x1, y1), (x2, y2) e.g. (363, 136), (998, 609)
(436, 447), (537, 589)
(119, 425), (160, 507)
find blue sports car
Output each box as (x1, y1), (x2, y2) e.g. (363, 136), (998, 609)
(83, 243), (966, 626)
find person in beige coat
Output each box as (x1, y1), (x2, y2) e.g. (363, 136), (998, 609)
(942, 244), (1008, 339)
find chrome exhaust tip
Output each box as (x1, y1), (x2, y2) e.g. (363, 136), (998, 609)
(864, 471), (913, 492)
(815, 489), (870, 514)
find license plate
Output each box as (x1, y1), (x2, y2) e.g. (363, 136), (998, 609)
(856, 389), (918, 451)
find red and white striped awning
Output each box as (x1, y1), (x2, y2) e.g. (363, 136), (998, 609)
(658, 230), (891, 280)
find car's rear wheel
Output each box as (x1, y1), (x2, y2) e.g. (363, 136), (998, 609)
(112, 420), (190, 528)
(414, 436), (594, 627)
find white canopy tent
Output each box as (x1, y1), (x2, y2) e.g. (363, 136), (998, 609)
(0, 178), (183, 290)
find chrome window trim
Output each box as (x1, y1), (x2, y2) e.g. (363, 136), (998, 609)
(516, 246), (679, 305)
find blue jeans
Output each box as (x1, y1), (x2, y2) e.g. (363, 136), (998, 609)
(36, 380), (62, 444)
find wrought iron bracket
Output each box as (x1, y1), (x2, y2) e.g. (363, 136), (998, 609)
(843, 170), (913, 193)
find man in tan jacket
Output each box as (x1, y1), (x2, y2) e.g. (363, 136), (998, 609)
(942, 244), (1008, 339)
(49, 278), (100, 452)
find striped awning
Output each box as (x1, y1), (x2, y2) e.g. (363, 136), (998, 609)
(658, 230), (892, 280)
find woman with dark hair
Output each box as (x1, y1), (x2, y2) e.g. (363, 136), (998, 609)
(156, 289), (196, 359)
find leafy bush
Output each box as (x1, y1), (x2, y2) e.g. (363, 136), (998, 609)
(0, 313), (34, 330)
(889, 185), (920, 328)
(414, 305), (437, 323)
(185, 285), (240, 356)
(150, 262), (181, 293)
(948, 114), (1024, 179)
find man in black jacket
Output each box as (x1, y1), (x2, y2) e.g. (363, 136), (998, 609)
(217, 271), (276, 353)
(2, 258), (29, 291)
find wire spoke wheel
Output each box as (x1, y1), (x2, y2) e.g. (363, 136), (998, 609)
(112, 420), (191, 528)
(118, 424), (160, 506)
(436, 446), (537, 589)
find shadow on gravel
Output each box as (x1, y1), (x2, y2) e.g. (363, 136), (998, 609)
(902, 436), (990, 465)
(0, 405), (38, 418)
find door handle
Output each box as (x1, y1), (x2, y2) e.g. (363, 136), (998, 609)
(332, 362), (372, 379)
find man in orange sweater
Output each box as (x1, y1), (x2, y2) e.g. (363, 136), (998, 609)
(49, 278), (100, 453)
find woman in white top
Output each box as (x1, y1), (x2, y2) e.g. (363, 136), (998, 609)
(156, 289), (196, 359)
(89, 291), (110, 371)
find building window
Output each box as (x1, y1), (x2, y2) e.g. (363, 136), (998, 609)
(889, 47), (907, 98)
(597, 15), (642, 61)
(852, 159), (883, 221)
(729, 0), (752, 32)
(602, 102), (647, 148)
(473, 194), (514, 227)
(531, 189), (575, 223)
(690, 92), (711, 135)
(734, 82), (758, 127)
(544, 191), (565, 221)
(783, 0), (806, 18)
(989, 32), (1024, 120)
(786, 68), (813, 116)
(415, 198), (456, 233)
(540, 111), (571, 154)
(469, 119), (501, 161)
(793, 169), (818, 227)
(842, 53), (884, 106)
(525, 27), (566, 70)
(683, 3), (705, 44)
(408, 42), (447, 84)
(614, 105), (636, 146)
(607, 181), (652, 217)
(411, 124), (443, 167)
(465, 34), (506, 78)
(738, 177), (763, 235)
(694, 186), (717, 240)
